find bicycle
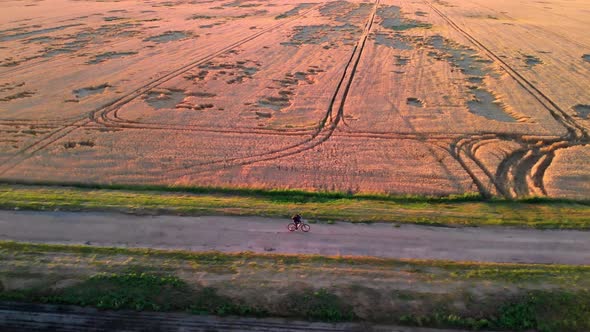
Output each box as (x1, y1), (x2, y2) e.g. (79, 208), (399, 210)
(287, 220), (310, 232)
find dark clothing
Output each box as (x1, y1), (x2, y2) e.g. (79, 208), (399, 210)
(292, 215), (302, 224)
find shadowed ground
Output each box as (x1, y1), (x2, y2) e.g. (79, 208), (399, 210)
(0, 302), (472, 332)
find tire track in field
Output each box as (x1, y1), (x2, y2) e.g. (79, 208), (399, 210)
(0, 119), (78, 126)
(0, 5), (324, 178)
(0, 117), (90, 177)
(337, 18), (472, 195)
(94, 119), (318, 135)
(158, 0), (382, 179)
(450, 136), (497, 198)
(425, 0), (589, 198)
(425, 0), (588, 138)
(87, 123), (316, 136)
(93, 3), (323, 127)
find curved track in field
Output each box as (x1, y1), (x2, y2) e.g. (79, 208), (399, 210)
(154, 0), (382, 179)
(424, 0), (590, 199)
(0, 4), (324, 177)
(0, 0), (386, 183)
(91, 4), (322, 128)
(1, 0), (588, 199)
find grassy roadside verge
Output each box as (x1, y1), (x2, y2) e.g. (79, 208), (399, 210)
(0, 183), (589, 228)
(1, 241), (589, 331)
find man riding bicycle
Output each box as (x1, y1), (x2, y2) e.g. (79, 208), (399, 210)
(292, 214), (302, 228)
(288, 213), (310, 232)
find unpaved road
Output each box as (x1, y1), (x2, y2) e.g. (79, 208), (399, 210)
(0, 210), (589, 264)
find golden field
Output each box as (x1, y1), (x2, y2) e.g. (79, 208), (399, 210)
(1, 0), (589, 199)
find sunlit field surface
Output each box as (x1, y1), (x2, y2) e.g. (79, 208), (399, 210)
(1, 0), (589, 199)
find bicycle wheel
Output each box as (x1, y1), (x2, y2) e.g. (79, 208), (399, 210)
(301, 223), (310, 232)
(287, 223), (297, 232)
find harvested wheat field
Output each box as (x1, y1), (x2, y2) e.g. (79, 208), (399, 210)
(1, 0), (589, 199)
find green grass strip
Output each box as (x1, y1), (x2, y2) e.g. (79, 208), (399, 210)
(2, 241), (589, 280)
(0, 182), (589, 228)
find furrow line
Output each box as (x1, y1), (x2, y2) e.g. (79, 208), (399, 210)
(0, 118), (89, 177)
(425, 0), (590, 198)
(0, 4), (324, 178)
(425, 0), (588, 139)
(95, 3), (324, 126)
(449, 137), (492, 198)
(159, 0), (381, 179)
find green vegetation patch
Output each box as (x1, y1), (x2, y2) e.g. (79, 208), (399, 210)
(1, 272), (264, 316)
(400, 291), (590, 331)
(495, 291), (590, 331)
(5, 274), (587, 331)
(44, 273), (190, 311)
(281, 288), (356, 321)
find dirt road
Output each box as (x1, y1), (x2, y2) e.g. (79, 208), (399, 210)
(0, 210), (588, 264)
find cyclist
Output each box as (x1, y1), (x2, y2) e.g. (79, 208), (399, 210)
(292, 213), (302, 229)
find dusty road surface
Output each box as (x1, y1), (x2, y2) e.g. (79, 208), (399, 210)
(0, 210), (589, 265)
(0, 302), (471, 332)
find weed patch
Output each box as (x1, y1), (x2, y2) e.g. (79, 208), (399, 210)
(42, 273), (191, 311)
(190, 287), (266, 316)
(282, 289), (355, 322)
(0, 272), (263, 316)
(494, 291), (590, 331)
(398, 291), (590, 331)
